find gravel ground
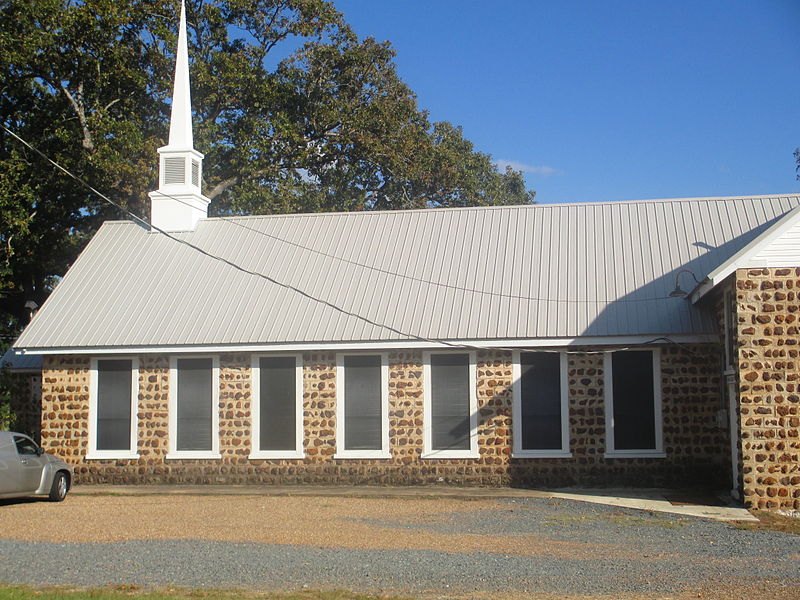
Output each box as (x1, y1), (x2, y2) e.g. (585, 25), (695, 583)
(0, 494), (798, 599)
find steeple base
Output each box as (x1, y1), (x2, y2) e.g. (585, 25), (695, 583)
(149, 190), (210, 232)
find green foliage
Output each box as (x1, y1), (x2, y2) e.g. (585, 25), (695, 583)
(0, 1), (535, 339)
(795, 147), (799, 180)
(0, 362), (19, 430)
(0, 401), (15, 430)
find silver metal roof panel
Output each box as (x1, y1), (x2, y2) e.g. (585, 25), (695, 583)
(14, 193), (800, 351)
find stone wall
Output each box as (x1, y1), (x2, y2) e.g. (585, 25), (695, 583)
(40, 355), (89, 462)
(39, 344), (729, 488)
(735, 267), (800, 511)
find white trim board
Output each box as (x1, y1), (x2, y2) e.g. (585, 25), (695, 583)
(13, 334), (718, 357)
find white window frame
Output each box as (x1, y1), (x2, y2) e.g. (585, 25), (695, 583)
(511, 350), (571, 458)
(603, 348), (665, 458)
(422, 350), (478, 459)
(87, 356), (140, 460)
(334, 352), (390, 459)
(167, 355), (221, 460)
(250, 353), (305, 459)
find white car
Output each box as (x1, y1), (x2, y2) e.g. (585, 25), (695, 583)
(0, 431), (73, 501)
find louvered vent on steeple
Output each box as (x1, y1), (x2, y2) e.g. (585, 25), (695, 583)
(164, 157), (186, 185)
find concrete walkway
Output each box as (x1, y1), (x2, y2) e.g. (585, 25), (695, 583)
(70, 483), (757, 522)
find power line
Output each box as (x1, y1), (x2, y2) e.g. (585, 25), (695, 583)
(0, 123), (460, 350)
(145, 180), (684, 304)
(1, 124), (689, 355)
(8, 126), (684, 304)
(218, 217), (681, 304)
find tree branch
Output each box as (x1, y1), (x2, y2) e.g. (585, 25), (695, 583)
(60, 82), (94, 151)
(206, 168), (272, 200)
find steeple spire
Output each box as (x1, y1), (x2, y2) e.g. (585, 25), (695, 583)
(167, 0), (193, 149)
(149, 0), (209, 232)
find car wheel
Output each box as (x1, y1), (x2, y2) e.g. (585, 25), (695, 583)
(48, 472), (69, 502)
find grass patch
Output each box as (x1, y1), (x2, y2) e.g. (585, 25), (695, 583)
(732, 510), (800, 535)
(0, 586), (413, 600)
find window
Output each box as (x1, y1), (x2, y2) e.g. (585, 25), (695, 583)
(512, 351), (570, 457)
(87, 358), (139, 459)
(168, 356), (220, 459)
(335, 354), (389, 459)
(14, 435), (39, 456)
(250, 354), (304, 459)
(604, 349), (664, 457)
(422, 352), (478, 458)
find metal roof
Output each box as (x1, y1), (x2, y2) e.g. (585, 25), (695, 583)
(13, 193), (800, 352)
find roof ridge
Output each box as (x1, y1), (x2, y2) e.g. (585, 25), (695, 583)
(198, 192), (800, 223)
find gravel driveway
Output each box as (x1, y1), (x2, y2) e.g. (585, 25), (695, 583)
(0, 494), (797, 599)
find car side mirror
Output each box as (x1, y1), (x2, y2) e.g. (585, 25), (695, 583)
(36, 447), (44, 456)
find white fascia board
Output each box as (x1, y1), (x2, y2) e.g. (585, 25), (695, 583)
(690, 204), (800, 305)
(14, 334), (718, 356)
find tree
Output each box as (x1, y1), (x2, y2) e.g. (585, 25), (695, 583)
(0, 0), (534, 339)
(795, 147), (799, 180)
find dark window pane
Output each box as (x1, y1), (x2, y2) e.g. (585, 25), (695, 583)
(97, 359), (133, 451)
(611, 351), (656, 450)
(430, 354), (470, 451)
(520, 353), (562, 450)
(344, 355), (382, 450)
(259, 357), (297, 451)
(176, 358), (213, 451)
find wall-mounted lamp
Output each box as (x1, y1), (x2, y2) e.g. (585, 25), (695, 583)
(669, 269), (701, 298)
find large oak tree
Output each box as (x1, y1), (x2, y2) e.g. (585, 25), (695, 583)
(0, 0), (534, 339)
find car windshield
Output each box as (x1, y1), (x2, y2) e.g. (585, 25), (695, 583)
(14, 436), (38, 456)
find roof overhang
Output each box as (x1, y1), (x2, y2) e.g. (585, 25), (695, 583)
(12, 333), (719, 358)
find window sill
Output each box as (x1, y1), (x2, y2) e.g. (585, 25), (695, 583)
(604, 451), (666, 459)
(85, 452), (140, 461)
(421, 450), (479, 459)
(165, 452), (222, 460)
(334, 451), (391, 460)
(512, 451), (573, 459)
(249, 451), (305, 460)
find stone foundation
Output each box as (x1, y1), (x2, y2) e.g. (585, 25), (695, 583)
(40, 344), (728, 488)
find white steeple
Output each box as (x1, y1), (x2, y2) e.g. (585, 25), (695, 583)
(149, 0), (209, 232)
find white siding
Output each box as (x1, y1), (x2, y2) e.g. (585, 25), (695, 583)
(748, 219), (800, 267)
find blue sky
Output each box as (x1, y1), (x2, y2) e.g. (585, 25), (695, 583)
(334, 0), (800, 204)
